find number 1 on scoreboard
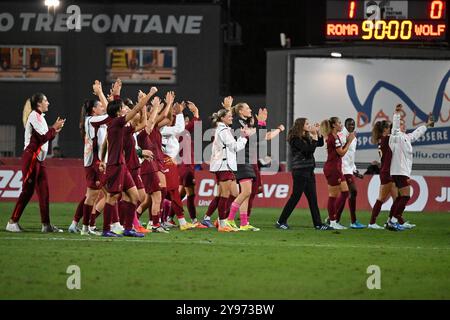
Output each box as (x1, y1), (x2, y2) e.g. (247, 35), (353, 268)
(348, 1), (356, 19)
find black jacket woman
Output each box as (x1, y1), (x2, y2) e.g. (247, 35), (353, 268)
(276, 118), (332, 230)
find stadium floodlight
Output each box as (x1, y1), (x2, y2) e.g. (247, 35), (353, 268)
(44, 0), (60, 8)
(331, 52), (342, 58)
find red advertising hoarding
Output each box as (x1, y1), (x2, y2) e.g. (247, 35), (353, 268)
(1, 158), (449, 212)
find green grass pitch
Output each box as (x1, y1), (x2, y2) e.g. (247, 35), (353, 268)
(0, 202), (449, 299)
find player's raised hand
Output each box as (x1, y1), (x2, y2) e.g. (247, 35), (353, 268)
(151, 96), (161, 108)
(187, 101), (199, 117)
(137, 90), (146, 102)
(222, 96), (233, 110)
(53, 117), (66, 132)
(150, 86), (158, 96)
(427, 113), (435, 128)
(165, 91), (175, 106)
(111, 78), (122, 97)
(92, 80), (102, 96)
(256, 108), (268, 122)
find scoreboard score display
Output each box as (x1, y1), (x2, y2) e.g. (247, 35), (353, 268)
(326, 0), (447, 41)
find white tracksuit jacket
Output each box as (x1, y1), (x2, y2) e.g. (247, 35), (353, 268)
(389, 112), (427, 177)
(209, 122), (247, 172)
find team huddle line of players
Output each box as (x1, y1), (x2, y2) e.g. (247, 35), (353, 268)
(5, 79), (286, 236)
(5, 79), (434, 236)
(275, 104), (434, 232)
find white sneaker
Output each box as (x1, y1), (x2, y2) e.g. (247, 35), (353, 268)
(330, 221), (347, 230)
(42, 224), (63, 233)
(68, 223), (80, 233)
(81, 226), (101, 236)
(401, 222), (416, 229)
(152, 226), (170, 233)
(111, 223), (124, 234)
(6, 222), (22, 232)
(389, 217), (398, 224)
(86, 229), (101, 236)
(162, 221), (177, 229)
(368, 223), (385, 230)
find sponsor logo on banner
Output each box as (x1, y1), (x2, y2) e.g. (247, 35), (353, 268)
(0, 170), (22, 198)
(367, 175), (428, 212)
(435, 187), (450, 203)
(294, 58), (450, 165)
(197, 178), (289, 199)
(1, 161), (449, 211)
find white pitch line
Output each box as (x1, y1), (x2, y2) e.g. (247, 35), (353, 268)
(0, 236), (450, 251)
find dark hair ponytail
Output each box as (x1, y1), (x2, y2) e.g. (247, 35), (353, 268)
(107, 99), (123, 118)
(30, 92), (45, 110)
(288, 117), (307, 142)
(79, 99), (99, 140)
(371, 120), (391, 144)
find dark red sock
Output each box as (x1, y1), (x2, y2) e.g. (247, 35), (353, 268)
(152, 213), (160, 227)
(389, 197), (400, 219)
(103, 203), (114, 232)
(73, 197), (86, 223)
(187, 195), (196, 220)
(335, 191), (349, 222)
(205, 196), (219, 217)
(218, 197), (228, 220)
(349, 193), (357, 224)
(118, 200), (126, 225)
(160, 187), (167, 210)
(122, 201), (137, 231)
(169, 189), (185, 219)
(89, 210), (101, 227)
(370, 200), (383, 224)
(82, 204), (93, 226)
(327, 197), (337, 221)
(160, 200), (169, 222)
(161, 188), (169, 220)
(394, 196), (410, 225)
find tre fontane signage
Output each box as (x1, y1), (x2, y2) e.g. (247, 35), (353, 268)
(0, 12), (204, 34)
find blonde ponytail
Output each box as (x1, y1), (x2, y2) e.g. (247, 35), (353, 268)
(211, 109), (229, 127)
(320, 117), (339, 137)
(320, 119), (331, 137)
(22, 99), (32, 128)
(232, 102), (246, 116)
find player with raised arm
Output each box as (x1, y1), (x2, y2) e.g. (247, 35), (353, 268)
(100, 85), (157, 237)
(388, 104), (434, 230)
(210, 109), (251, 232)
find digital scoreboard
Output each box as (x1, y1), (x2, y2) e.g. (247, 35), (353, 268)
(326, 0), (447, 41)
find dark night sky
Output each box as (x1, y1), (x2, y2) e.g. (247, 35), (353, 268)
(19, 0), (327, 94)
(20, 1), (448, 94)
